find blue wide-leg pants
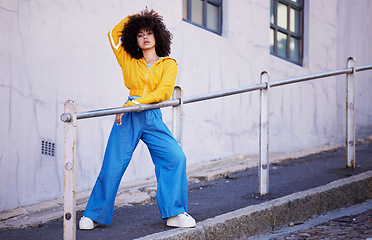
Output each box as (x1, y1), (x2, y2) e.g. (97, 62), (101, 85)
(83, 100), (188, 225)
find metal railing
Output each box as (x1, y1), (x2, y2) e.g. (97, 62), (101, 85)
(60, 57), (372, 239)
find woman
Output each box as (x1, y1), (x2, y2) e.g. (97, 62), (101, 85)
(79, 9), (196, 230)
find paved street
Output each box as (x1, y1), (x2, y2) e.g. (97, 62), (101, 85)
(250, 201), (372, 240)
(276, 209), (372, 240)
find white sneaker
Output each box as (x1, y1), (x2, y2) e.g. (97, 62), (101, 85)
(166, 212), (196, 228)
(79, 216), (96, 230)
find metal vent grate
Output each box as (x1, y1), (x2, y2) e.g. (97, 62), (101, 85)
(41, 140), (55, 157)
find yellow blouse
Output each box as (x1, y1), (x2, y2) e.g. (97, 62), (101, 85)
(108, 16), (178, 105)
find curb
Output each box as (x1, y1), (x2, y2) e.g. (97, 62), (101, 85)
(136, 170), (372, 240)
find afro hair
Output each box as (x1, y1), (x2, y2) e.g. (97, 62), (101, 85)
(121, 9), (173, 59)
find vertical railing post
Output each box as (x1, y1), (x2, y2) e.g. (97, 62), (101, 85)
(172, 86), (184, 147)
(346, 57), (356, 168)
(63, 100), (77, 240)
(259, 72), (270, 195)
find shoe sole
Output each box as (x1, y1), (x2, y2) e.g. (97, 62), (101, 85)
(79, 225), (95, 230)
(79, 223), (98, 230)
(166, 223), (196, 228)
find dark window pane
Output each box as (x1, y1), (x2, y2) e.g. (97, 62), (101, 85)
(206, 3), (219, 32)
(270, 0), (275, 24)
(191, 0), (203, 26)
(290, 8), (300, 33)
(270, 28), (274, 53)
(277, 31), (287, 58)
(277, 2), (287, 29)
(290, 37), (300, 62)
(183, 0), (188, 19)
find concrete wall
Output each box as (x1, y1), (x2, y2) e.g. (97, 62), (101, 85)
(0, 0), (371, 211)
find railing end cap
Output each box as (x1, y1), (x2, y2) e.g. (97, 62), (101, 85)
(60, 113), (72, 122)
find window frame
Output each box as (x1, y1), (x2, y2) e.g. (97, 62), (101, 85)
(270, 0), (304, 65)
(183, 0), (223, 35)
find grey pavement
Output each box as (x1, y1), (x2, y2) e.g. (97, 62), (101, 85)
(0, 135), (371, 239)
(249, 199), (372, 240)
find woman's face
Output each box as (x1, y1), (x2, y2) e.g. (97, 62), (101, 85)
(137, 29), (156, 51)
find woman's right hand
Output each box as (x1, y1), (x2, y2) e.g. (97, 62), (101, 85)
(116, 113), (125, 125)
(116, 100), (136, 125)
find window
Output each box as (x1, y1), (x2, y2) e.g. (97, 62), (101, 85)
(183, 0), (223, 35)
(270, 0), (304, 65)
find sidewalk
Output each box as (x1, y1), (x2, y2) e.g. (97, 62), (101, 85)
(0, 136), (371, 239)
(250, 200), (372, 240)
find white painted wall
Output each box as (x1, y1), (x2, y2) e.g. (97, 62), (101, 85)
(0, 0), (371, 211)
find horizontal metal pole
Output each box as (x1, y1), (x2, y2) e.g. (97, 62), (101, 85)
(183, 83), (267, 104)
(60, 83), (266, 122)
(60, 99), (180, 122)
(75, 98), (181, 121)
(61, 64), (372, 122)
(270, 68), (353, 88)
(356, 64), (372, 72)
